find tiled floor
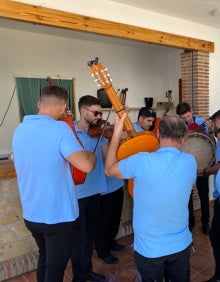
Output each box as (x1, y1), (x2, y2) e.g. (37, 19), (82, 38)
(7, 207), (215, 282)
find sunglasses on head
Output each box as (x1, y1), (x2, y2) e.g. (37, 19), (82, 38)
(146, 109), (155, 114)
(83, 107), (103, 117)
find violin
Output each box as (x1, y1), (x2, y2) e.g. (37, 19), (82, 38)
(88, 119), (114, 139)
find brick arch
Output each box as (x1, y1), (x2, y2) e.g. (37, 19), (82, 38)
(181, 50), (209, 118)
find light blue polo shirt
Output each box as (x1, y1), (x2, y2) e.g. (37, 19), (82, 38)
(133, 122), (143, 133)
(102, 175), (124, 195)
(12, 115), (83, 224)
(119, 147), (197, 258)
(74, 121), (107, 199)
(214, 170), (220, 199)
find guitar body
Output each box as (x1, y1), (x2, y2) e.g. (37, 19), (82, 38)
(152, 117), (161, 136)
(116, 131), (159, 160)
(127, 179), (134, 198)
(188, 123), (199, 131)
(188, 122), (206, 134)
(62, 118), (87, 185)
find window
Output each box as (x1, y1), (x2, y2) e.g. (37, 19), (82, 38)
(15, 76), (75, 120)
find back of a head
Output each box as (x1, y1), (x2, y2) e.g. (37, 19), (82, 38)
(78, 95), (101, 111)
(159, 116), (188, 141)
(138, 107), (156, 119)
(176, 102), (191, 116)
(40, 85), (68, 105)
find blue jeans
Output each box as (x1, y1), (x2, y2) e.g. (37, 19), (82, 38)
(134, 245), (190, 282)
(24, 219), (79, 282)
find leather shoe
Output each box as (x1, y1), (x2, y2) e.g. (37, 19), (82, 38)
(99, 254), (119, 265)
(86, 271), (107, 282)
(111, 242), (125, 251)
(202, 223), (210, 235)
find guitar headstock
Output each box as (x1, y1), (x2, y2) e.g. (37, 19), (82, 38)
(119, 88), (128, 106)
(87, 57), (112, 89)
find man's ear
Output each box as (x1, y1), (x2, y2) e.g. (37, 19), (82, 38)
(179, 136), (185, 146)
(60, 103), (67, 114)
(37, 100), (40, 110)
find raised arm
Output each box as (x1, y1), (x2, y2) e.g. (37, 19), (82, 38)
(105, 113), (126, 178)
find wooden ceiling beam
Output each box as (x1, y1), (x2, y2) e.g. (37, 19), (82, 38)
(0, 0), (214, 52)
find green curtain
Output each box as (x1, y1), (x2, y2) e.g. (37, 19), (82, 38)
(15, 77), (73, 118)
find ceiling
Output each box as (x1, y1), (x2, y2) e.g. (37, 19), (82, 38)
(11, 0), (220, 29)
(4, 0), (219, 53)
(110, 0), (220, 29)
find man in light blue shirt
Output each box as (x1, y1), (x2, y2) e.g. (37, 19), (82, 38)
(176, 102), (212, 234)
(70, 95), (108, 282)
(105, 114), (196, 282)
(12, 85), (96, 282)
(133, 107), (156, 132)
(205, 110), (220, 282)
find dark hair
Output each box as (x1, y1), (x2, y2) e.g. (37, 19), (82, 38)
(159, 116), (188, 141)
(40, 85), (68, 102)
(176, 102), (192, 116)
(78, 95), (101, 111)
(138, 107), (156, 119)
(211, 110), (220, 121)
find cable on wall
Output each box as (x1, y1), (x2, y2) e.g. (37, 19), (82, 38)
(0, 86), (16, 127)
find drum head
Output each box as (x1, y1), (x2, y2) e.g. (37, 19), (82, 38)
(180, 133), (215, 170)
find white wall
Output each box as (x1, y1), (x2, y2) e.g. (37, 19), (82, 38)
(0, 20), (181, 155)
(40, 0), (220, 113)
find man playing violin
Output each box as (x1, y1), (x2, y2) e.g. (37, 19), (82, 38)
(176, 102), (213, 235)
(70, 95), (108, 282)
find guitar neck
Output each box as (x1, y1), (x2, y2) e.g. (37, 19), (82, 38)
(104, 86), (136, 137)
(88, 58), (136, 137)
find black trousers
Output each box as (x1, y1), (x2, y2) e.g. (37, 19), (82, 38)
(209, 198), (220, 279)
(95, 187), (124, 257)
(24, 219), (79, 282)
(71, 194), (101, 281)
(134, 246), (190, 282)
(188, 175), (210, 229)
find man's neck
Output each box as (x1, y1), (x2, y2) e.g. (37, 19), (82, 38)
(77, 118), (89, 131)
(159, 138), (183, 149)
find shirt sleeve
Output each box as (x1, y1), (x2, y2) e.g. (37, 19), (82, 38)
(59, 125), (83, 158)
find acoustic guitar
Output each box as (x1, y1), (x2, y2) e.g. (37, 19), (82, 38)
(87, 57), (159, 197)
